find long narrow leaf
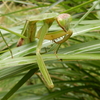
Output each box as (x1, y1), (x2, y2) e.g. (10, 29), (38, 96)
(1, 67), (38, 100)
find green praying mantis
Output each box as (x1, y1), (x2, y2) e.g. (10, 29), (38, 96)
(17, 13), (73, 88)
(2, 13), (73, 89)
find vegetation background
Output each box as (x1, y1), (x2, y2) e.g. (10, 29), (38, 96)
(0, 0), (100, 100)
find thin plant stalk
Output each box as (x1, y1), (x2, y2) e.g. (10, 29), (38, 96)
(0, 31), (13, 58)
(73, 0), (100, 28)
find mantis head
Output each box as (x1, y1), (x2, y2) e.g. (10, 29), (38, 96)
(56, 13), (72, 32)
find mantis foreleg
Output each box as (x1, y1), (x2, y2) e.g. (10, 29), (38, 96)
(36, 20), (54, 88)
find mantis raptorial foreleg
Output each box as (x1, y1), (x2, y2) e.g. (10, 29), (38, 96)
(36, 19), (55, 88)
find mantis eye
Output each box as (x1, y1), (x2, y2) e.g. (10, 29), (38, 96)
(56, 14), (72, 32)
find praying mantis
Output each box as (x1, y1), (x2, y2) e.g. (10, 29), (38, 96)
(16, 13), (73, 88)
(16, 13), (72, 88)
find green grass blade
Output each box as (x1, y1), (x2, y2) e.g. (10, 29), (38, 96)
(0, 31), (13, 58)
(0, 26), (26, 38)
(0, 64), (36, 81)
(62, 0), (95, 13)
(1, 67), (38, 100)
(40, 85), (100, 100)
(1, 53), (100, 69)
(73, 0), (100, 28)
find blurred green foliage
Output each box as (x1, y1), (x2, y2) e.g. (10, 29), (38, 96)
(0, 0), (100, 100)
